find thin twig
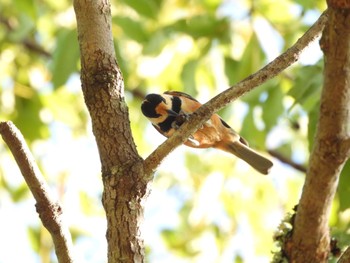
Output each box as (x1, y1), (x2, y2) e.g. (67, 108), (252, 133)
(0, 121), (75, 263)
(338, 246), (350, 263)
(0, 16), (51, 58)
(268, 149), (307, 173)
(143, 10), (329, 175)
(22, 39), (51, 58)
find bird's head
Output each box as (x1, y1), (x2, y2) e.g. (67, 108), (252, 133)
(141, 93), (178, 119)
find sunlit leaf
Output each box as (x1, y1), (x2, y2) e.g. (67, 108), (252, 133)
(12, 93), (49, 142)
(11, 184), (29, 202)
(142, 30), (169, 55)
(43, 88), (87, 133)
(168, 15), (229, 39)
(79, 191), (103, 216)
(181, 59), (198, 95)
(238, 33), (267, 104)
(113, 16), (149, 43)
(294, 0), (326, 10)
(1, 175), (29, 202)
(236, 32), (266, 83)
(119, 0), (160, 19)
(262, 86), (284, 130)
(240, 109), (266, 148)
(224, 56), (240, 85)
(7, 15), (36, 42)
(288, 64), (323, 112)
(51, 29), (80, 89)
(27, 226), (40, 253)
(14, 0), (37, 20)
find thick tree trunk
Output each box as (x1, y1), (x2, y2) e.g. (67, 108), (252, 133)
(290, 3), (350, 262)
(73, 1), (147, 262)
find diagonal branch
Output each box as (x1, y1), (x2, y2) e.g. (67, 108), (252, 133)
(143, 10), (329, 175)
(339, 245), (350, 263)
(0, 121), (75, 263)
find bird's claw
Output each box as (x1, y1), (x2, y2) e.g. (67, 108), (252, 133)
(171, 112), (191, 129)
(175, 112), (190, 126)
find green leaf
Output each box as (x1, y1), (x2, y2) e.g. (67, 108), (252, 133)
(241, 80), (274, 106)
(27, 226), (40, 253)
(224, 56), (240, 85)
(142, 30), (169, 55)
(338, 161), (350, 212)
(8, 15), (35, 42)
(11, 184), (29, 202)
(43, 88), (87, 132)
(1, 176), (29, 202)
(236, 32), (266, 83)
(288, 64), (323, 112)
(240, 109), (266, 148)
(79, 191), (102, 215)
(294, 0), (323, 10)
(113, 16), (149, 43)
(12, 93), (49, 142)
(262, 86), (284, 130)
(168, 15), (229, 39)
(181, 59), (198, 94)
(51, 29), (80, 89)
(14, 0), (37, 20)
(120, 0), (160, 19)
(237, 33), (267, 104)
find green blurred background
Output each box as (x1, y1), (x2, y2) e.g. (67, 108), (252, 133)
(1, 0), (349, 262)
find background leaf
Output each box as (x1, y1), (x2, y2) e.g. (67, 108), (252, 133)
(51, 29), (80, 89)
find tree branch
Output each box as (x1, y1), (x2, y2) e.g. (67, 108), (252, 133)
(73, 1), (147, 262)
(0, 121), (75, 263)
(144, 10), (329, 175)
(0, 16), (51, 58)
(289, 5), (350, 262)
(338, 245), (350, 263)
(267, 149), (307, 173)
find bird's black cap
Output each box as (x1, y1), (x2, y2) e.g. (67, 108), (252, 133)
(141, 94), (165, 118)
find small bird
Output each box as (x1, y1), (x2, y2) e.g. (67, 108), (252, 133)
(141, 91), (273, 175)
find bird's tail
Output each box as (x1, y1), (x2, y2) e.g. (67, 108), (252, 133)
(225, 141), (273, 175)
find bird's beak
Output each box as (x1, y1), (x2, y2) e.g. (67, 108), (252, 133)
(166, 109), (178, 117)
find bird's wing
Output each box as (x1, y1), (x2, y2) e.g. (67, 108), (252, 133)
(164, 91), (199, 102)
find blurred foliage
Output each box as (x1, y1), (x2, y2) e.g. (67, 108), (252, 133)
(1, 0), (349, 262)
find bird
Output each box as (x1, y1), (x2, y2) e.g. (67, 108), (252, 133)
(141, 91), (273, 175)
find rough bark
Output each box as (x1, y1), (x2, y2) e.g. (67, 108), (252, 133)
(73, 1), (147, 262)
(290, 3), (350, 262)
